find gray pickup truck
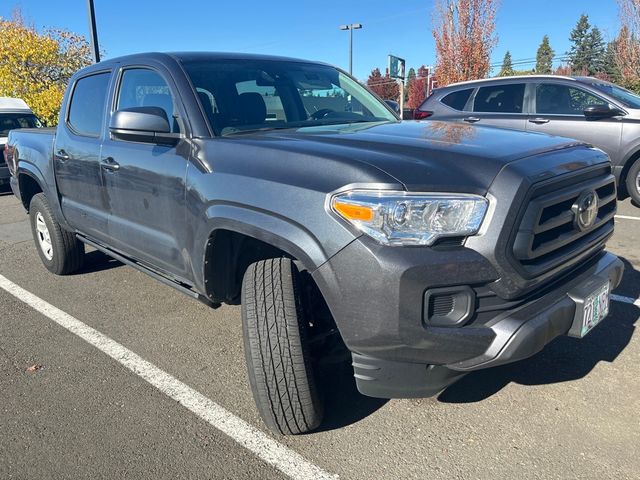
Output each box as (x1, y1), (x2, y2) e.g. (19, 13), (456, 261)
(5, 52), (623, 435)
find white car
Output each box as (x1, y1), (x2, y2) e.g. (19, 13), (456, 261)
(1, 97), (42, 187)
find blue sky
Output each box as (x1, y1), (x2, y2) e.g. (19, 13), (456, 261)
(2, 0), (620, 79)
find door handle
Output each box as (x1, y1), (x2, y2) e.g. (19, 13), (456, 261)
(529, 118), (550, 125)
(463, 116), (480, 123)
(55, 149), (70, 161)
(100, 157), (120, 172)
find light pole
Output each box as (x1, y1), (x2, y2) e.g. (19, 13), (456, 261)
(339, 23), (362, 75)
(86, 0), (100, 63)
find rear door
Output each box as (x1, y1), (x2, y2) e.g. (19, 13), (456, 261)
(526, 82), (623, 159)
(54, 70), (112, 241)
(466, 82), (528, 130)
(99, 66), (191, 280)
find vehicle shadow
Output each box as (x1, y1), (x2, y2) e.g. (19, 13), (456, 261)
(74, 250), (123, 275)
(438, 257), (639, 404)
(314, 360), (388, 433)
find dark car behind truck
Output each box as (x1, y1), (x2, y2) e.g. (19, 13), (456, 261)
(5, 52), (623, 435)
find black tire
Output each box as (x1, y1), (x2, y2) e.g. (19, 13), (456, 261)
(29, 193), (84, 275)
(626, 158), (640, 205)
(241, 258), (323, 435)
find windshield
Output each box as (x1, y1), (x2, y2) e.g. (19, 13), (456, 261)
(0, 113), (42, 137)
(181, 59), (398, 136)
(588, 82), (640, 109)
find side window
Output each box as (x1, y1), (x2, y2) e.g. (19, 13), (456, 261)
(117, 68), (179, 132)
(235, 80), (285, 122)
(536, 84), (606, 115)
(473, 83), (525, 113)
(441, 88), (474, 111)
(67, 72), (111, 136)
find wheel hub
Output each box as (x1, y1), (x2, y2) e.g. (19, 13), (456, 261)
(35, 212), (53, 260)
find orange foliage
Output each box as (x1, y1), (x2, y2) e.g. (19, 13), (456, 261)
(432, 0), (498, 86)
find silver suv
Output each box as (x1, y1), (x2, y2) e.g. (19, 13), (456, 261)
(415, 75), (640, 204)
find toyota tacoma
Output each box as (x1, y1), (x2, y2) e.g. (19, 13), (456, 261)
(4, 52), (623, 435)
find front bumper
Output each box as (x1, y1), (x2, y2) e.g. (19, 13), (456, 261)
(314, 239), (623, 398)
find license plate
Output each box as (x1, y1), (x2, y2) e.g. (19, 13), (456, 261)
(580, 283), (610, 337)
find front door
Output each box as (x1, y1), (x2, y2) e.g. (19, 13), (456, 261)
(526, 82), (623, 160)
(54, 71), (112, 242)
(100, 67), (191, 280)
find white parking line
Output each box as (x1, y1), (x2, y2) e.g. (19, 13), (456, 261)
(611, 294), (640, 307)
(0, 274), (337, 480)
(615, 214), (640, 221)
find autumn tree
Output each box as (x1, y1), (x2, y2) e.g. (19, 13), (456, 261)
(407, 66), (429, 109)
(535, 35), (554, 74)
(498, 51), (514, 77)
(432, 0), (498, 86)
(366, 67), (399, 100)
(0, 12), (93, 125)
(613, 0), (640, 91)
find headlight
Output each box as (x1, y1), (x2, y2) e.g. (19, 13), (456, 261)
(330, 190), (488, 246)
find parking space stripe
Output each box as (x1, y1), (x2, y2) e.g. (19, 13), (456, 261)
(615, 215), (640, 221)
(611, 294), (640, 307)
(0, 274), (337, 480)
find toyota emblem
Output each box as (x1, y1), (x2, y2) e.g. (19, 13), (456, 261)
(572, 190), (598, 231)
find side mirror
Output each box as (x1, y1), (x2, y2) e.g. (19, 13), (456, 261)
(583, 104), (625, 120)
(109, 107), (182, 145)
(384, 99), (401, 115)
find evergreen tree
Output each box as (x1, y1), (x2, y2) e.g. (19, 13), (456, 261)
(603, 40), (621, 81)
(498, 51), (514, 76)
(535, 35), (554, 74)
(586, 26), (606, 75)
(407, 67), (416, 83)
(405, 67), (416, 102)
(568, 14), (591, 74)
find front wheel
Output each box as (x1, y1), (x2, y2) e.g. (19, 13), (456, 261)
(241, 258), (323, 435)
(29, 193), (84, 275)
(626, 158), (640, 205)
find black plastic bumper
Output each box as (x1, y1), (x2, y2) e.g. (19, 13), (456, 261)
(316, 247), (623, 398)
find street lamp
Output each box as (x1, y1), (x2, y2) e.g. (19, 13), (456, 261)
(339, 23), (362, 75)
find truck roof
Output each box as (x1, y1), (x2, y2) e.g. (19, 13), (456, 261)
(0, 97), (32, 112)
(76, 51), (329, 76)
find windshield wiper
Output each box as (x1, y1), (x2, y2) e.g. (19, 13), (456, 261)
(221, 126), (295, 137)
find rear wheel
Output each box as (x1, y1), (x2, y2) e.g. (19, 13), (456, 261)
(29, 193), (84, 275)
(627, 158), (640, 205)
(241, 257), (323, 435)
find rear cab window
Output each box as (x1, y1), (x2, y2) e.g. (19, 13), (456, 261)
(473, 83), (525, 113)
(67, 72), (111, 137)
(440, 88), (474, 111)
(236, 80), (285, 121)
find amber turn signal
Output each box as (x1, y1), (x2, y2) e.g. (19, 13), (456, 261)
(333, 201), (374, 222)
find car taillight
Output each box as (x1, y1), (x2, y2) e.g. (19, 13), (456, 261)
(413, 110), (433, 120)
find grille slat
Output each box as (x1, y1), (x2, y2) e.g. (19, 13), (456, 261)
(512, 169), (616, 277)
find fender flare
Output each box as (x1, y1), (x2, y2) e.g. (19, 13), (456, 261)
(202, 203), (328, 269)
(16, 162), (72, 230)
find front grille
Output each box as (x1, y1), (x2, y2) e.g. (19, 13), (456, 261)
(511, 166), (616, 277)
(0, 145), (5, 166)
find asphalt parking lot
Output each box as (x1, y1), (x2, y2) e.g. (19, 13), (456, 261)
(0, 185), (638, 480)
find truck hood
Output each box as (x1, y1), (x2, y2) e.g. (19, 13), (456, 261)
(226, 121), (586, 193)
